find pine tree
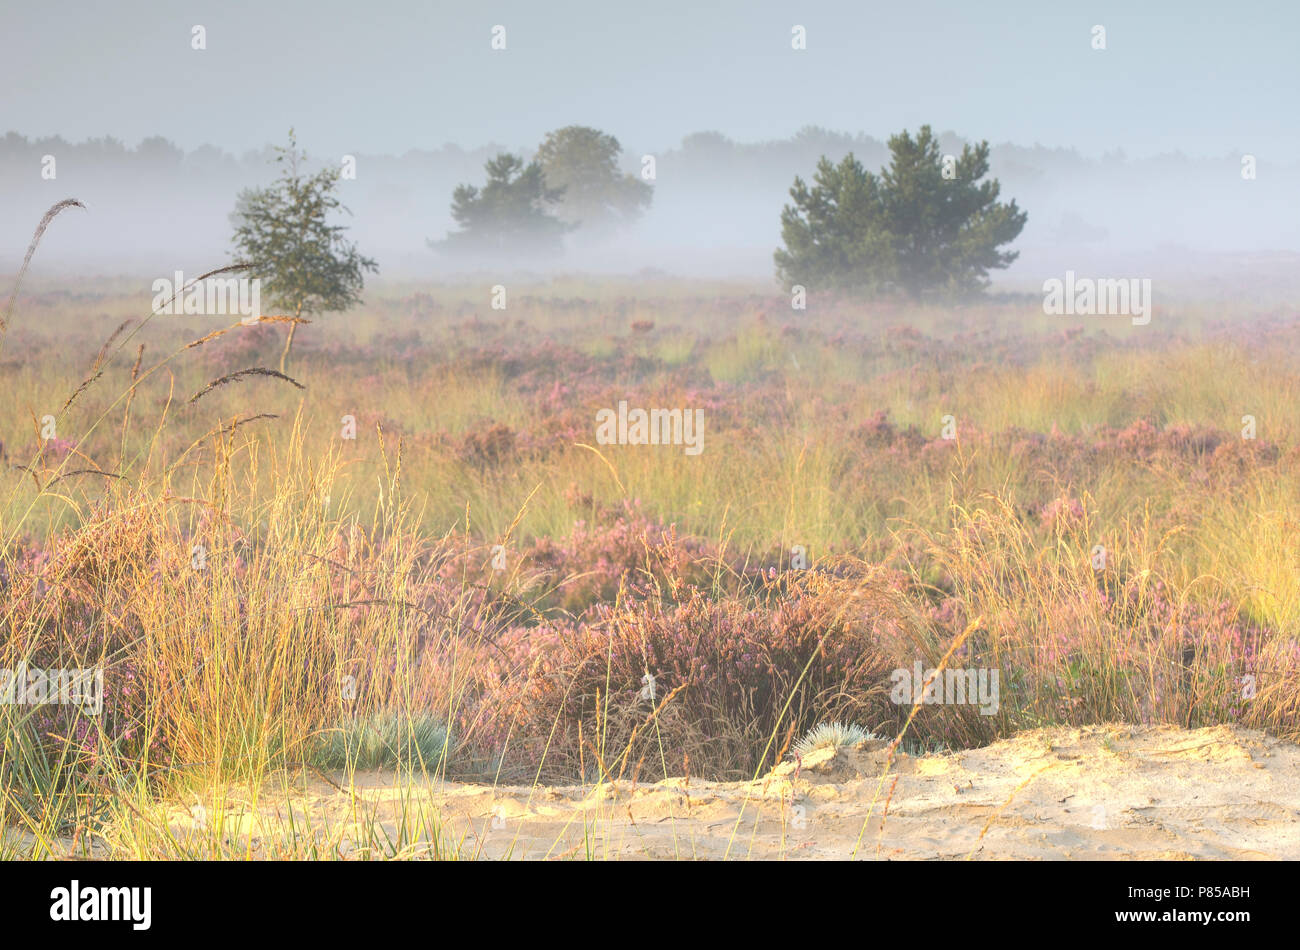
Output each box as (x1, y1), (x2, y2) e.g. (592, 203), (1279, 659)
(775, 126), (1026, 298)
(433, 153), (571, 258)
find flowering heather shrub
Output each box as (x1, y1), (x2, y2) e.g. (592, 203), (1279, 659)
(5, 439), (1296, 794)
(1209, 436), (1282, 474)
(469, 570), (904, 782)
(520, 496), (717, 615)
(39, 436), (78, 464)
(848, 409), (925, 452)
(0, 498), (176, 763)
(194, 321), (284, 372)
(442, 412), (587, 462)
(904, 492), (1300, 747)
(1037, 493), (1086, 530)
(841, 416), (1281, 492)
(454, 422), (518, 469)
(0, 479), (533, 781)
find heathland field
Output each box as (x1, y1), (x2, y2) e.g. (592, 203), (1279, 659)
(2, 272), (1299, 858)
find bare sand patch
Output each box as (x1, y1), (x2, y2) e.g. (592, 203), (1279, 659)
(159, 724), (1300, 860)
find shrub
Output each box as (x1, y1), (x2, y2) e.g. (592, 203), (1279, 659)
(308, 712), (448, 772)
(472, 569), (907, 782)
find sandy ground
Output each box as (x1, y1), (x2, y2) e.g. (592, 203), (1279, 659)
(160, 723), (1300, 860)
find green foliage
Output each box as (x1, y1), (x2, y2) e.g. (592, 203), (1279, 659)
(535, 126), (652, 234)
(230, 129), (377, 317)
(775, 125), (1027, 299)
(775, 153), (894, 296)
(309, 713), (449, 772)
(434, 153), (571, 258)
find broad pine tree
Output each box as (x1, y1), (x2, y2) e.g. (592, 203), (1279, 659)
(775, 125), (1026, 298)
(433, 153), (571, 259)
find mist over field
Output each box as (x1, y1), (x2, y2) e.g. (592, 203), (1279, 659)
(5, 0), (1299, 292)
(3, 130), (1299, 291)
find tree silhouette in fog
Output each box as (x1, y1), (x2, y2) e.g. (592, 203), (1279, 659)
(775, 125), (1026, 299)
(432, 153), (571, 260)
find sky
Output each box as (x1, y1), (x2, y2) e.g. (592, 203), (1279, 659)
(4, 0), (1297, 159)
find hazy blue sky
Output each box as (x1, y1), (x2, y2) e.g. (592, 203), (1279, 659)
(4, 0), (1296, 158)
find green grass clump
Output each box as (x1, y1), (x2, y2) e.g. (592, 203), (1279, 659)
(310, 713), (449, 772)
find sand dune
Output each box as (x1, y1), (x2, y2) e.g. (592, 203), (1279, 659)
(165, 723), (1300, 860)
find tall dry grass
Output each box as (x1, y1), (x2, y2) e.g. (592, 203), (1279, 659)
(2, 203), (1297, 858)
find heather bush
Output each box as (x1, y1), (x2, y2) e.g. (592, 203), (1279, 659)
(519, 496), (718, 614)
(470, 568), (908, 782)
